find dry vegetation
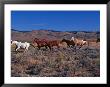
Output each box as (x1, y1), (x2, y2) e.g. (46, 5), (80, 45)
(11, 42), (100, 77)
(11, 30), (100, 77)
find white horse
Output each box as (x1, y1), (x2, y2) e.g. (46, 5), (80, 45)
(71, 37), (75, 41)
(11, 40), (30, 51)
(71, 37), (88, 46)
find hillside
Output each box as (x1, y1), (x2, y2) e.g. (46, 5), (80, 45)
(11, 29), (100, 42)
(11, 29), (100, 77)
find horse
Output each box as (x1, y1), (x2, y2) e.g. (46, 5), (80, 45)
(58, 42), (68, 49)
(82, 40), (88, 45)
(61, 38), (75, 48)
(11, 40), (30, 52)
(33, 38), (48, 50)
(46, 40), (61, 50)
(33, 38), (62, 50)
(71, 37), (88, 46)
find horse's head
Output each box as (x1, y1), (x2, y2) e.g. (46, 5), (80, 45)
(71, 37), (75, 41)
(34, 38), (39, 42)
(11, 41), (18, 45)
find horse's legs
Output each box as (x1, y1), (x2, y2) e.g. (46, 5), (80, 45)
(26, 46), (29, 50)
(71, 45), (73, 48)
(67, 44), (69, 47)
(74, 46), (76, 51)
(78, 44), (82, 49)
(73, 44), (77, 51)
(45, 46), (48, 50)
(38, 46), (41, 50)
(14, 45), (17, 53)
(16, 46), (20, 51)
(24, 46), (29, 52)
(69, 45), (71, 48)
(48, 46), (51, 51)
(67, 44), (70, 48)
(79, 46), (82, 49)
(71, 45), (75, 48)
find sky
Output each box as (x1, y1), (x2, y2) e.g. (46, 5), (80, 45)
(11, 11), (100, 32)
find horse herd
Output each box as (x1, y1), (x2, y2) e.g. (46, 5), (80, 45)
(11, 37), (88, 52)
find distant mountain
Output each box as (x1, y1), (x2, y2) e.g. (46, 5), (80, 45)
(11, 29), (100, 42)
(11, 29), (31, 32)
(11, 29), (100, 33)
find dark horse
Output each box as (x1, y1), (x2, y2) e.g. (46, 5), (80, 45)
(61, 38), (75, 48)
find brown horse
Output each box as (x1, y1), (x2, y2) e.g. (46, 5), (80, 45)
(61, 38), (75, 47)
(58, 42), (68, 48)
(32, 38), (48, 50)
(46, 40), (61, 50)
(33, 38), (61, 50)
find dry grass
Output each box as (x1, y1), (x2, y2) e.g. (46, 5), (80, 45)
(11, 42), (100, 77)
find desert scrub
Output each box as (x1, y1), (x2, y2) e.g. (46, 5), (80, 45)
(25, 64), (45, 76)
(11, 43), (100, 77)
(11, 63), (28, 77)
(58, 51), (65, 61)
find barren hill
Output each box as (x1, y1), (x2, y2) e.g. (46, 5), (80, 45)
(11, 29), (100, 42)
